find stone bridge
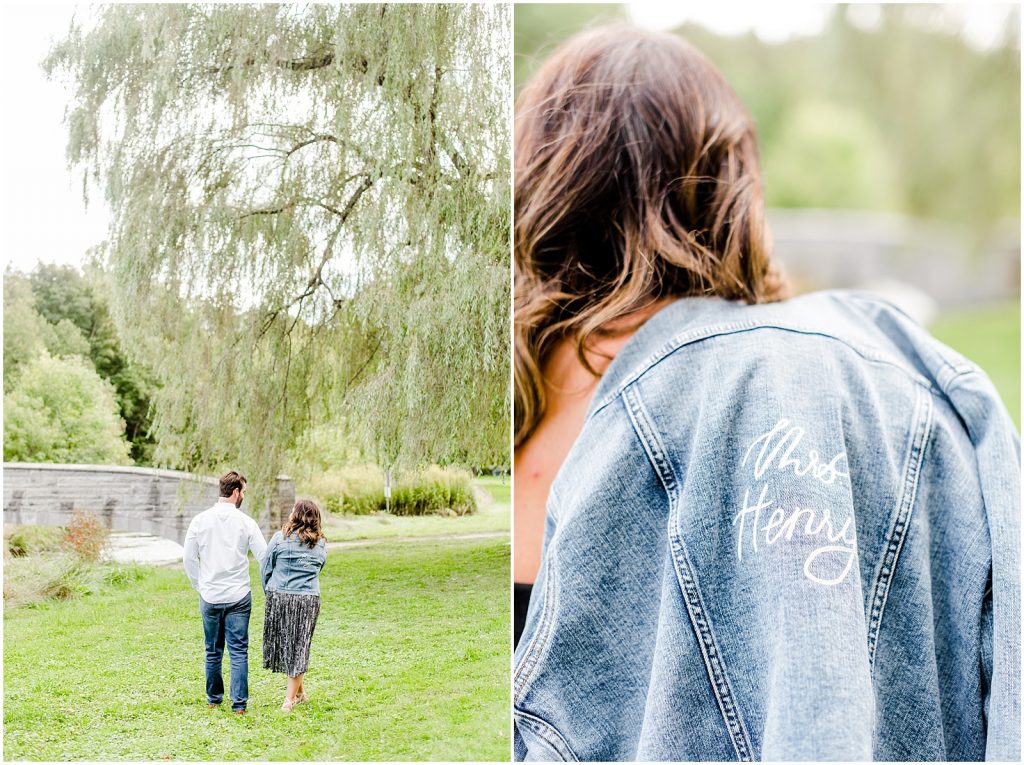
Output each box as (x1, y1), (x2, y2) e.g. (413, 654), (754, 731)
(2, 463), (294, 544)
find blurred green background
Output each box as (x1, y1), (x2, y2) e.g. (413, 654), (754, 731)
(516, 3), (1020, 425)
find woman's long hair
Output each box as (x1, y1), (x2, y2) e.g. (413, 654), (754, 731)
(282, 499), (325, 549)
(515, 25), (788, 446)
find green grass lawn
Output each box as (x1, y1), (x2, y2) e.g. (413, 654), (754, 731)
(929, 301), (1020, 428)
(3, 538), (510, 761)
(323, 476), (510, 543)
(475, 476), (510, 505)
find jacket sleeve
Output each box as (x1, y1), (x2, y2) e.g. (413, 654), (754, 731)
(945, 370), (1021, 760)
(260, 533), (278, 593)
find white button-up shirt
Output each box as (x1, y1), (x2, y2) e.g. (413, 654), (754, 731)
(183, 501), (268, 604)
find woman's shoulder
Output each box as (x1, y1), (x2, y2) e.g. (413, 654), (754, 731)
(276, 530), (300, 547)
(591, 289), (955, 417)
(278, 531), (326, 550)
(570, 289), (989, 485)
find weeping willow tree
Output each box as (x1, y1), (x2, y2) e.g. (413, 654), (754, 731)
(45, 4), (510, 502)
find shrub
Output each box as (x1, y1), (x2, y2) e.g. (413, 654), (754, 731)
(63, 510), (109, 562)
(308, 465), (478, 517)
(6, 526), (66, 558)
(3, 353), (132, 464)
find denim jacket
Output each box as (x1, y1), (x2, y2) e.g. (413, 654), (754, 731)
(514, 290), (1020, 762)
(260, 531), (327, 596)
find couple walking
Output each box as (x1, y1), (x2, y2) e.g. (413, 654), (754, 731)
(182, 471), (328, 714)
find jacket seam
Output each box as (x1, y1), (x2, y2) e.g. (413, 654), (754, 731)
(513, 538), (559, 700)
(623, 384), (755, 762)
(546, 480), (564, 522)
(514, 709), (580, 762)
(844, 293), (974, 386)
(866, 384), (935, 666)
(591, 322), (937, 419)
(943, 367), (991, 398)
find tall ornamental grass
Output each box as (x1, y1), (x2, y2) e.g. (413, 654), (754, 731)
(3, 510), (130, 608)
(308, 465), (478, 516)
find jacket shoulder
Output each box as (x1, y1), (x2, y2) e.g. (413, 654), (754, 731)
(592, 290), (949, 419)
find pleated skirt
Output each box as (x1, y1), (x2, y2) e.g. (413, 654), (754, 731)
(262, 591), (321, 677)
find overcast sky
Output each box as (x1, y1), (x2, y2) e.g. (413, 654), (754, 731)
(628, 2), (1017, 46)
(1, 2), (1016, 275)
(1, 3), (107, 274)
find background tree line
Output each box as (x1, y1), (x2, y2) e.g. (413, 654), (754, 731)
(4, 263), (156, 465)
(515, 4), (1020, 245)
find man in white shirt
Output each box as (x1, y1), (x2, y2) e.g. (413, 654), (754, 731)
(183, 471), (268, 714)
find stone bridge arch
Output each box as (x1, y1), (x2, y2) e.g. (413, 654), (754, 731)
(3, 463), (294, 545)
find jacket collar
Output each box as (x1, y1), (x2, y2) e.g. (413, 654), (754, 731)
(587, 296), (728, 418)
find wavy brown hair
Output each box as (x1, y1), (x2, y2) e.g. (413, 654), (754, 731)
(515, 25), (788, 446)
(282, 499), (326, 549)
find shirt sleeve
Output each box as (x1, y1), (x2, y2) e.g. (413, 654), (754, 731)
(182, 518), (200, 591)
(248, 519), (268, 562)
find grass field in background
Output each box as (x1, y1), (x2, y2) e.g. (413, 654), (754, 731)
(929, 301), (1020, 428)
(3, 538), (510, 761)
(474, 476), (510, 505)
(322, 476), (510, 542)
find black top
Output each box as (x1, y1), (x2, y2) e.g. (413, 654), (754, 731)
(514, 582), (533, 649)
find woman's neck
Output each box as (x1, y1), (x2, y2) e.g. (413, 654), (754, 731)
(546, 297), (676, 385)
(513, 297), (677, 584)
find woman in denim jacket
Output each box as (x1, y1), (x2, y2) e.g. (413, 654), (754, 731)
(513, 25), (1020, 762)
(261, 499), (327, 712)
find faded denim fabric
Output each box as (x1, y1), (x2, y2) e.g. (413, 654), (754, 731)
(261, 532), (327, 595)
(199, 591), (251, 711)
(513, 291), (1020, 762)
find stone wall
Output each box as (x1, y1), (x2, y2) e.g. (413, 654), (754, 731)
(2, 463), (294, 544)
(769, 208), (1020, 307)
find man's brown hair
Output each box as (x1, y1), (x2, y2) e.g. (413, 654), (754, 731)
(514, 25), (788, 446)
(219, 471), (247, 498)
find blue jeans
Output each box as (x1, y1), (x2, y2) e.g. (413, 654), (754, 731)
(199, 592), (251, 711)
